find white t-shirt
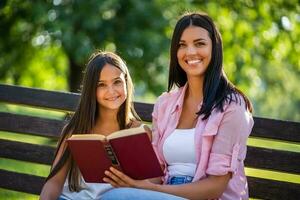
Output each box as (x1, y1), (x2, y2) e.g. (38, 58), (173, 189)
(163, 128), (197, 177)
(60, 177), (113, 200)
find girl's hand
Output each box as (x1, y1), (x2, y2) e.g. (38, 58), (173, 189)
(103, 167), (155, 190)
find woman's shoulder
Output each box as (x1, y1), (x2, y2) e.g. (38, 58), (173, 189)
(223, 93), (250, 112)
(155, 87), (184, 105)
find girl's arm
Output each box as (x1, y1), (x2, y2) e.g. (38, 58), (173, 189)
(39, 141), (71, 200)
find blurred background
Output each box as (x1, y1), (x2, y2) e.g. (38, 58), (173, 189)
(0, 0), (299, 199)
(0, 0), (299, 121)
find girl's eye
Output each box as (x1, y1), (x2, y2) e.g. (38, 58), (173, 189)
(114, 80), (123, 85)
(97, 83), (106, 87)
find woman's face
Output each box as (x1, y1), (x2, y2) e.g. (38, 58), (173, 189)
(177, 25), (212, 79)
(96, 64), (127, 111)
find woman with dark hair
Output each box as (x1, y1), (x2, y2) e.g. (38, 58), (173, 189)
(103, 12), (254, 200)
(39, 51), (144, 200)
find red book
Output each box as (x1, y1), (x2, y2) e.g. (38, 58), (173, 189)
(66, 126), (164, 183)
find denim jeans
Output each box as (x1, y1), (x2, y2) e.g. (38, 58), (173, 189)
(167, 175), (193, 185)
(101, 175), (193, 200)
(101, 187), (187, 200)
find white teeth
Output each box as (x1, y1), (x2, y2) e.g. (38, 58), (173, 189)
(187, 60), (201, 64)
(107, 97), (118, 101)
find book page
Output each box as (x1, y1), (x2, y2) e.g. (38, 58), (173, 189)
(107, 125), (146, 140)
(68, 134), (106, 141)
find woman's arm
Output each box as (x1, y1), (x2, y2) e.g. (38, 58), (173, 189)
(104, 167), (230, 200)
(39, 141), (71, 200)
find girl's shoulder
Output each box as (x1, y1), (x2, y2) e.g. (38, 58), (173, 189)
(129, 121), (152, 140)
(129, 120), (143, 128)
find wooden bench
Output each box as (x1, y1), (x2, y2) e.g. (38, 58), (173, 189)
(0, 84), (299, 199)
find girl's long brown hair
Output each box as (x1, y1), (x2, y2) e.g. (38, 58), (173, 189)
(45, 51), (140, 191)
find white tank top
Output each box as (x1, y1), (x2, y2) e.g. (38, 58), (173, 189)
(60, 176), (113, 200)
(163, 128), (197, 177)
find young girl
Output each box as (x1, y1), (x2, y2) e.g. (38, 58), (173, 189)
(39, 51), (142, 200)
(102, 12), (254, 200)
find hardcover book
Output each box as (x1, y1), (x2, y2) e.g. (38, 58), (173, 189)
(66, 126), (164, 183)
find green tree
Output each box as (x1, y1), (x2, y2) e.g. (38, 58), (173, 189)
(0, 0), (299, 121)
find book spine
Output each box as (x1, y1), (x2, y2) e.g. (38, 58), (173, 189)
(103, 143), (120, 166)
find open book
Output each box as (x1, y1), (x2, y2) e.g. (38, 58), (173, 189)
(66, 125), (164, 183)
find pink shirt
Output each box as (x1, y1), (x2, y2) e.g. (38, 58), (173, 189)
(152, 84), (254, 200)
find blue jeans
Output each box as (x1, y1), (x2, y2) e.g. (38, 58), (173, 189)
(167, 175), (193, 185)
(101, 175), (192, 200)
(101, 188), (187, 200)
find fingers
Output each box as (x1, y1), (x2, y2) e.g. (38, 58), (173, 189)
(103, 167), (133, 187)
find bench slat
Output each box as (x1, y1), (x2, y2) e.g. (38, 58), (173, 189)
(252, 117), (300, 142)
(0, 169), (44, 195)
(0, 84), (79, 111)
(134, 102), (153, 122)
(248, 176), (300, 200)
(0, 139), (55, 165)
(0, 112), (64, 138)
(246, 146), (300, 174)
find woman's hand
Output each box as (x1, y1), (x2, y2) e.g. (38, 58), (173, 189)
(103, 167), (156, 190)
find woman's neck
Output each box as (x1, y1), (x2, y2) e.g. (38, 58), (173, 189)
(186, 76), (204, 103)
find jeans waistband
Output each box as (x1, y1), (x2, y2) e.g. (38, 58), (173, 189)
(167, 175), (193, 185)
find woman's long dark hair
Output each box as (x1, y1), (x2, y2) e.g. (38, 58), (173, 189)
(45, 51), (140, 191)
(168, 12), (252, 119)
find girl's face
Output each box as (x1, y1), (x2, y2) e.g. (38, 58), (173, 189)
(177, 25), (212, 79)
(96, 64), (127, 111)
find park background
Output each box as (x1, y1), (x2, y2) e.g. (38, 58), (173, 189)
(0, 0), (299, 199)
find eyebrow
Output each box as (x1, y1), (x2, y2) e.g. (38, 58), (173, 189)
(179, 38), (207, 43)
(98, 77), (122, 82)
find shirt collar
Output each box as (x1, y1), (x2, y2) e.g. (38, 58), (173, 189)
(171, 83), (203, 114)
(171, 83), (188, 114)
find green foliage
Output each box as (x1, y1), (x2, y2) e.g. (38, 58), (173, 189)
(0, 0), (299, 120)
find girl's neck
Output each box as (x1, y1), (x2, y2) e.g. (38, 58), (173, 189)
(93, 108), (120, 136)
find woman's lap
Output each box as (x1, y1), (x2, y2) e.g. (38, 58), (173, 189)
(101, 188), (186, 200)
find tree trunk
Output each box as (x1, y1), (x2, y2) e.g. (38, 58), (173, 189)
(68, 57), (82, 93)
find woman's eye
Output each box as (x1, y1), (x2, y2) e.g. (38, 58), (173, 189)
(178, 43), (186, 48)
(195, 42), (205, 47)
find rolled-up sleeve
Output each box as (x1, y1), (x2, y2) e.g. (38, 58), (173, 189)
(206, 102), (253, 176)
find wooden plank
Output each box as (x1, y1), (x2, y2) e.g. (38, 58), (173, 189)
(0, 84), (79, 111)
(246, 146), (300, 174)
(134, 102), (154, 122)
(0, 169), (44, 195)
(0, 139), (55, 165)
(251, 117), (300, 142)
(0, 112), (64, 138)
(248, 176), (300, 200)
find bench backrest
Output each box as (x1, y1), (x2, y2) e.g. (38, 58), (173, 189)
(0, 84), (299, 199)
